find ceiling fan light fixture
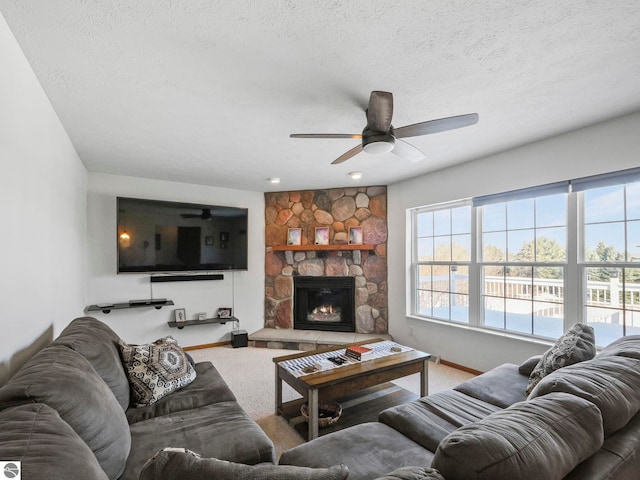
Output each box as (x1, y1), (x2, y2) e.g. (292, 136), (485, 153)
(349, 171), (362, 180)
(362, 132), (395, 154)
(268, 177), (281, 184)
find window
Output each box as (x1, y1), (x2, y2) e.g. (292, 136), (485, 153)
(414, 203), (471, 323)
(582, 182), (640, 345)
(480, 194), (567, 339)
(409, 167), (640, 346)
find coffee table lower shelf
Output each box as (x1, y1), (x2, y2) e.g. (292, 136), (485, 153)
(278, 383), (418, 441)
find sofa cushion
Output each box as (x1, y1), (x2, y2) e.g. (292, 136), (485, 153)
(563, 408), (640, 479)
(126, 361), (236, 424)
(379, 390), (502, 451)
(0, 345), (130, 480)
(0, 403), (109, 480)
(121, 401), (275, 480)
(598, 334), (640, 360)
(526, 323), (596, 395)
(528, 355), (640, 436)
(453, 363), (528, 408)
(374, 467), (445, 480)
(119, 336), (197, 407)
(139, 448), (349, 480)
(280, 422), (435, 480)
(431, 392), (604, 480)
(54, 316), (130, 410)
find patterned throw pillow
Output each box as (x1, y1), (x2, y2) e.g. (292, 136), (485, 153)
(525, 323), (596, 396)
(119, 336), (197, 407)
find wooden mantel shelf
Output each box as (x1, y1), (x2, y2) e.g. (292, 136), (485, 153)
(271, 244), (374, 252)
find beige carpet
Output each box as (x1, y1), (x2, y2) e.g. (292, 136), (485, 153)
(189, 345), (475, 460)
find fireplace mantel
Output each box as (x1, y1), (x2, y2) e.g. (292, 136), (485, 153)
(271, 244), (374, 252)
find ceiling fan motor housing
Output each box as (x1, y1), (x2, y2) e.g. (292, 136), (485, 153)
(362, 128), (395, 154)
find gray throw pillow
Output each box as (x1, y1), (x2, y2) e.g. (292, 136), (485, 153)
(518, 355), (542, 376)
(526, 323), (596, 395)
(119, 336), (197, 407)
(139, 448), (349, 480)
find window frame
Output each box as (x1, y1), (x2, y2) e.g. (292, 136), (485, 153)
(412, 200), (473, 325)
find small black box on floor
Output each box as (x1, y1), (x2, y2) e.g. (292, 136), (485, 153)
(231, 329), (248, 348)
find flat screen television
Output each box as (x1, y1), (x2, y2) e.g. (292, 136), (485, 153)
(117, 197), (248, 273)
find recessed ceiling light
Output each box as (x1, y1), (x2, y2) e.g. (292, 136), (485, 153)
(268, 177), (281, 184)
(349, 171), (362, 180)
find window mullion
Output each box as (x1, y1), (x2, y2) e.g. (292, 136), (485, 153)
(469, 204), (481, 328)
(566, 191), (580, 332)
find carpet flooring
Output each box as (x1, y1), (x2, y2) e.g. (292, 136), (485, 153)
(189, 345), (475, 460)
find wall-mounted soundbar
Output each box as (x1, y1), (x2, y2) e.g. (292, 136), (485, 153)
(150, 274), (224, 283)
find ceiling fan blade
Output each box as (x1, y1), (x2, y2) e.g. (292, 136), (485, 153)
(331, 144), (363, 165)
(395, 113), (479, 138)
(290, 133), (362, 139)
(366, 91), (393, 132)
(392, 140), (426, 163)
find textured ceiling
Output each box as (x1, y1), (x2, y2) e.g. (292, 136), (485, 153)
(2, 1), (640, 192)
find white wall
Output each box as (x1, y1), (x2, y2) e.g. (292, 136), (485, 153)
(0, 12), (87, 363)
(86, 173), (264, 346)
(388, 111), (640, 372)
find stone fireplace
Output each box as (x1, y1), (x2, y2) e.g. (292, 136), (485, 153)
(293, 276), (355, 332)
(264, 186), (388, 334)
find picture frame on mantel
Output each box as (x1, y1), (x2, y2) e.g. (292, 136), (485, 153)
(348, 226), (363, 245)
(314, 227), (329, 245)
(287, 228), (302, 246)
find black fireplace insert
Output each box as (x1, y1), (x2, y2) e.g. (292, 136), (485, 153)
(293, 276), (355, 332)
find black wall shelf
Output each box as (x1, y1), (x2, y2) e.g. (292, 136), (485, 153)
(168, 316), (239, 329)
(87, 299), (174, 314)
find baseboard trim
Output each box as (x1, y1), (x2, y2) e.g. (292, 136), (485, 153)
(440, 359), (483, 376)
(184, 341), (230, 351)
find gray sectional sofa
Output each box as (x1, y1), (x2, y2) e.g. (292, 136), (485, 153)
(279, 334), (640, 480)
(0, 316), (276, 480)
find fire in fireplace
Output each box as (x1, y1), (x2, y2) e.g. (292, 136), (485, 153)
(293, 276), (355, 332)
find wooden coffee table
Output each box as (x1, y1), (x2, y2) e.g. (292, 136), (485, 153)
(273, 339), (431, 440)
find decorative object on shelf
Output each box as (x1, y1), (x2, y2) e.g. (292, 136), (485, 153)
(217, 307), (232, 318)
(314, 227), (329, 245)
(197, 312), (206, 321)
(174, 308), (186, 323)
(348, 226), (363, 245)
(287, 228), (302, 246)
(301, 401), (342, 428)
(205, 236), (213, 246)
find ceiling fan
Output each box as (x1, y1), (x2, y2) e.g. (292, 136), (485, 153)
(290, 91), (479, 164)
(181, 208), (212, 220)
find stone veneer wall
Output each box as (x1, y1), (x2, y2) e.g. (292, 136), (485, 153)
(264, 186), (388, 334)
